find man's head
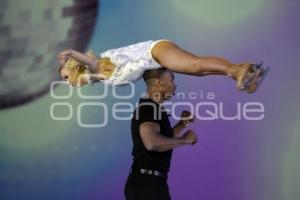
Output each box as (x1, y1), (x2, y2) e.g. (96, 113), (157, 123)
(143, 68), (177, 101)
(58, 58), (90, 87)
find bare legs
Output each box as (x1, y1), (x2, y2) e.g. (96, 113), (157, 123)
(151, 41), (253, 90)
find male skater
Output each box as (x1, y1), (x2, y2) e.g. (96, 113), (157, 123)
(124, 68), (197, 200)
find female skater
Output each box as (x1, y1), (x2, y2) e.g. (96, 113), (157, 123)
(57, 39), (268, 93)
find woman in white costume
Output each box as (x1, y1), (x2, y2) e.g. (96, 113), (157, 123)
(57, 39), (268, 93)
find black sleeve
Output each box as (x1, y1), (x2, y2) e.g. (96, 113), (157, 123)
(135, 103), (159, 124)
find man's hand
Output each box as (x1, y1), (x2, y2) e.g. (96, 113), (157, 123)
(180, 110), (195, 127)
(181, 129), (197, 145)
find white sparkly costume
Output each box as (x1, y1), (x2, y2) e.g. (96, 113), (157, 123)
(93, 39), (169, 86)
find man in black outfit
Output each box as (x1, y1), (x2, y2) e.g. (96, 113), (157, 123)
(124, 68), (197, 200)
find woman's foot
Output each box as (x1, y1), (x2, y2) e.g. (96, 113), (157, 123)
(233, 63), (253, 90)
(236, 62), (268, 93)
(241, 68), (263, 93)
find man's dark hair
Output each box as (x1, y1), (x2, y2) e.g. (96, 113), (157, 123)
(143, 68), (168, 86)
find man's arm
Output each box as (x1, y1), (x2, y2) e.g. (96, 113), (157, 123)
(140, 122), (197, 152)
(172, 121), (185, 137)
(172, 110), (195, 137)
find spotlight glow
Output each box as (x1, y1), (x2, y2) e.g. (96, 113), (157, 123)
(169, 0), (265, 26)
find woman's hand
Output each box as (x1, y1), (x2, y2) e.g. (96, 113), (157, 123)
(57, 49), (73, 65)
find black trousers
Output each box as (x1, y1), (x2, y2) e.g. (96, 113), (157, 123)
(124, 172), (171, 200)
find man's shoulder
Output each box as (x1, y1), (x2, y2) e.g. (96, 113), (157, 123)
(132, 98), (162, 123)
(137, 98), (159, 108)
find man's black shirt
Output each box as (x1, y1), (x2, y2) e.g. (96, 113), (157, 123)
(130, 98), (173, 173)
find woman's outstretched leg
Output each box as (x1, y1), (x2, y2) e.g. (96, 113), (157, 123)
(151, 40), (254, 90)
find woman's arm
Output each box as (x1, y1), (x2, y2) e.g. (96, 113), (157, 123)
(58, 49), (98, 71)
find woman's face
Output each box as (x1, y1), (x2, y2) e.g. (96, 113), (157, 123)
(60, 67), (89, 87)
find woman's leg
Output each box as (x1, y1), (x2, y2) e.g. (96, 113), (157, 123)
(151, 40), (253, 88)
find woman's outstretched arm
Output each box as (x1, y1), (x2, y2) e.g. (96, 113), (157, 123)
(57, 49), (98, 70)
